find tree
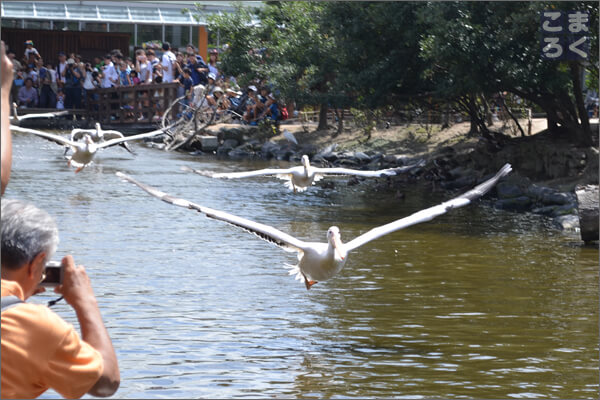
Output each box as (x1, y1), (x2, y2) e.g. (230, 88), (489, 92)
(205, 1), (341, 131)
(418, 1), (598, 146)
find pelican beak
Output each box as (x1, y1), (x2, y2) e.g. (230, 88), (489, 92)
(333, 235), (344, 260)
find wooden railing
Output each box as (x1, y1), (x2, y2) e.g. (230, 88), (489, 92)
(85, 83), (179, 125)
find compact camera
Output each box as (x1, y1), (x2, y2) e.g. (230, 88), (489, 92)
(40, 261), (63, 287)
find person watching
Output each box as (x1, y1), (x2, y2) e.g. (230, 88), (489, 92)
(17, 77), (38, 108)
(1, 199), (120, 399)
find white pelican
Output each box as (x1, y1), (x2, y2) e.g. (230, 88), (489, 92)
(282, 129), (298, 145)
(116, 163), (512, 290)
(11, 124), (174, 173)
(182, 155), (425, 193)
(69, 123), (134, 154)
(10, 102), (69, 122)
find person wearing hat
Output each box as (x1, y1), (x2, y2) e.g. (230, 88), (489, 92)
(225, 87), (243, 114)
(23, 40), (40, 62)
(206, 86), (229, 118)
(243, 85), (260, 123)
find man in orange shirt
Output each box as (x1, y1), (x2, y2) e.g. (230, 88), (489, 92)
(1, 199), (120, 399)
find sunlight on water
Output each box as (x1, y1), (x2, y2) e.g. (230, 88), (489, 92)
(6, 132), (598, 399)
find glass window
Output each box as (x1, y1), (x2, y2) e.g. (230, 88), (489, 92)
(34, 3), (66, 19)
(25, 19), (51, 30)
(137, 24), (162, 46)
(99, 5), (130, 21)
(1, 18), (22, 28)
(2, 1), (33, 18)
(66, 5), (99, 19)
(191, 26), (199, 50)
(165, 25), (190, 50)
(130, 8), (160, 22)
(159, 8), (192, 24)
(64, 21), (79, 32)
(82, 22), (108, 32)
(111, 23), (136, 47)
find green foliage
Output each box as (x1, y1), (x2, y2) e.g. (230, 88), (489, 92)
(195, 1), (598, 144)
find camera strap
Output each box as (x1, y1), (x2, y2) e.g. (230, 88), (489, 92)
(1, 296), (24, 313)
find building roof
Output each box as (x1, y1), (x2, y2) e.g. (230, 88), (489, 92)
(1, 1), (263, 26)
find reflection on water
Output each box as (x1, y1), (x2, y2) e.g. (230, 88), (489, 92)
(7, 132), (599, 399)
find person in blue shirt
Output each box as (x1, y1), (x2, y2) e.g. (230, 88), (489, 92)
(186, 54), (208, 86)
(118, 62), (131, 86)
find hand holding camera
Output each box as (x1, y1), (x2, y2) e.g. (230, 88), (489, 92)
(52, 255), (98, 310)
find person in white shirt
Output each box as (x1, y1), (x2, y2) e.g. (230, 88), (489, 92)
(101, 54), (119, 88)
(23, 40), (40, 62)
(135, 49), (152, 84)
(146, 49), (159, 69)
(161, 42), (176, 83)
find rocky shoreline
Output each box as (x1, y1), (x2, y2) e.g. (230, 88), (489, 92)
(148, 125), (598, 241)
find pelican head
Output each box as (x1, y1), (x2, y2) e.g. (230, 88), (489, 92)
(301, 155), (310, 170)
(327, 226), (345, 260)
(95, 122), (102, 130)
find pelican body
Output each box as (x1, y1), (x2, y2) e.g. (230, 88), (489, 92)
(183, 155), (423, 193)
(69, 123), (133, 155)
(11, 124), (174, 172)
(117, 163), (512, 290)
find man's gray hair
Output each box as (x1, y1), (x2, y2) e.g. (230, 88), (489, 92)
(1, 199), (59, 270)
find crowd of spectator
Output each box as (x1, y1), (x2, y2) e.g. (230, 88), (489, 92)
(7, 39), (289, 126)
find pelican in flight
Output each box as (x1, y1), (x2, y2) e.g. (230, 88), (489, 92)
(10, 102), (68, 122)
(117, 163), (511, 289)
(182, 155), (425, 192)
(69, 123), (134, 154)
(11, 124), (174, 172)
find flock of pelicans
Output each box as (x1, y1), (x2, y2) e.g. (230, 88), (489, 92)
(10, 107), (512, 290)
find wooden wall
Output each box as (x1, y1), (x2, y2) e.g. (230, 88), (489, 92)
(1, 28), (131, 65)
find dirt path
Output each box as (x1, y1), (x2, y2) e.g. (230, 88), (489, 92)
(266, 118), (550, 156)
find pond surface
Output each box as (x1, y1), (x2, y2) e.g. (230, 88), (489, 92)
(6, 132), (598, 399)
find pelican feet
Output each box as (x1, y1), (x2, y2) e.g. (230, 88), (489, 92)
(302, 272), (318, 290)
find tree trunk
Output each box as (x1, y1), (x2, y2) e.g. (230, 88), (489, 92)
(498, 92), (526, 137)
(317, 103), (329, 131)
(570, 62), (593, 146)
(335, 108), (344, 137)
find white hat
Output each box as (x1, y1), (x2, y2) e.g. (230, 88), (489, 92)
(66, 58), (75, 65)
(248, 85), (257, 92)
(226, 88), (242, 96)
(213, 86), (223, 94)
(208, 72), (216, 80)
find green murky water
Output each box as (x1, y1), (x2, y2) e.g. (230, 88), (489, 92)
(7, 132), (598, 398)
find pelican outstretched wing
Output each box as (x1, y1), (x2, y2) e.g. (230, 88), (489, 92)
(11, 102), (69, 121)
(313, 159), (425, 178)
(116, 172), (307, 252)
(182, 166), (295, 179)
(344, 163), (512, 252)
(98, 124), (175, 149)
(100, 130), (126, 141)
(10, 125), (77, 147)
